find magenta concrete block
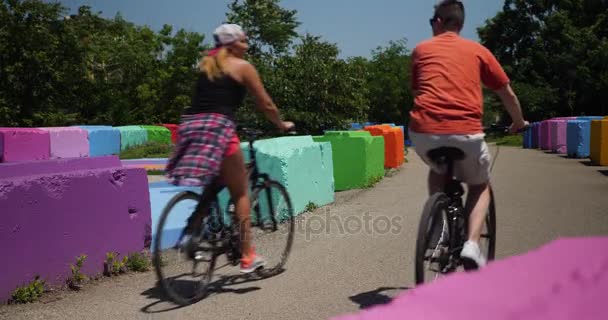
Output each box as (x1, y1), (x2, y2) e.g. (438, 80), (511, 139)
(333, 237), (608, 320)
(0, 167), (151, 302)
(40, 127), (89, 159)
(0, 128), (50, 162)
(0, 156), (120, 179)
(539, 121), (552, 150)
(549, 120), (568, 154)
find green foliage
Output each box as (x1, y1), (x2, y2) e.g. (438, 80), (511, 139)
(364, 175), (383, 189)
(304, 202), (319, 212)
(478, 0), (608, 121)
(68, 254), (88, 289)
(104, 252), (127, 276)
(125, 252), (151, 272)
(119, 141), (174, 159)
(10, 276), (46, 304)
(487, 134), (523, 147)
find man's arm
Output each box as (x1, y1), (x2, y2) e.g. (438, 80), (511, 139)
(494, 84), (527, 132)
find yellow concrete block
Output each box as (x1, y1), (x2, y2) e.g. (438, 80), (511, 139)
(590, 120), (608, 165)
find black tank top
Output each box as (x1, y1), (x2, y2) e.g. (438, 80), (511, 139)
(185, 72), (247, 119)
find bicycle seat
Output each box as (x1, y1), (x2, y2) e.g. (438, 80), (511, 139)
(427, 147), (465, 163)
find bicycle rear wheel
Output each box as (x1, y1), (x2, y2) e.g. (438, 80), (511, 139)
(249, 180), (294, 277)
(483, 185), (496, 261)
(415, 192), (451, 285)
(153, 191), (218, 305)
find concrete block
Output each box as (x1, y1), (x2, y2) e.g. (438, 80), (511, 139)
(350, 123), (363, 130)
(161, 124), (178, 144)
(531, 122), (539, 149)
(117, 126), (148, 151)
(40, 127), (89, 159)
(0, 156), (120, 179)
(567, 120), (591, 158)
(313, 131), (384, 191)
(140, 125), (172, 145)
(0, 128), (50, 162)
(0, 166), (151, 302)
(590, 120), (608, 166)
(76, 126), (121, 157)
(523, 126), (533, 149)
(364, 125), (404, 168)
(539, 121), (552, 150)
(549, 120), (568, 153)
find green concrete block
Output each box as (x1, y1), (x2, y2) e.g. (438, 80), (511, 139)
(117, 126), (148, 151)
(313, 131), (384, 191)
(140, 125), (172, 145)
(218, 136), (335, 222)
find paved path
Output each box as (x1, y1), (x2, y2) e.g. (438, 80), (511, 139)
(2, 146), (607, 320)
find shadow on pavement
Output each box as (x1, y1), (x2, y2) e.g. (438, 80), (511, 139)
(140, 269), (284, 314)
(599, 170), (608, 177)
(349, 286), (409, 309)
(579, 160), (596, 166)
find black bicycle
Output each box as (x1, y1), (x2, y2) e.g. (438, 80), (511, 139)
(414, 124), (528, 285)
(153, 126), (296, 305)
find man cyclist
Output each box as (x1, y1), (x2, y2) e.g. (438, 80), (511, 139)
(409, 0), (528, 268)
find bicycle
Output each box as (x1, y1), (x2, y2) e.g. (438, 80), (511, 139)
(153, 126), (297, 305)
(414, 125), (527, 285)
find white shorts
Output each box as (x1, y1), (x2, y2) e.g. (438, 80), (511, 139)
(410, 131), (492, 185)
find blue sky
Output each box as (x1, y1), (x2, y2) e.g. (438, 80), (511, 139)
(54, 0), (505, 58)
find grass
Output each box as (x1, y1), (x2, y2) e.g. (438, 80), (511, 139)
(486, 134), (523, 147)
(146, 170), (165, 176)
(119, 141), (174, 160)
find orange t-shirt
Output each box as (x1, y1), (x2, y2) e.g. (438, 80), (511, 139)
(409, 32), (510, 135)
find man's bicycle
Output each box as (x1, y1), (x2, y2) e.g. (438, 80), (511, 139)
(414, 125), (527, 285)
(153, 126), (296, 305)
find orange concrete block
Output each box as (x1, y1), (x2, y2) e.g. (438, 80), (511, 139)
(364, 125), (405, 168)
(590, 120), (608, 166)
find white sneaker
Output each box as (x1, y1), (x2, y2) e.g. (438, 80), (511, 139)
(460, 240), (487, 269)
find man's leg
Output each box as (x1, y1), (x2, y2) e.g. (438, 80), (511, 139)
(465, 183), (491, 242)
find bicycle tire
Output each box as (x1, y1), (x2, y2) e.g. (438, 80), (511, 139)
(153, 191), (218, 306)
(485, 185), (497, 261)
(415, 192), (451, 285)
(249, 180), (295, 277)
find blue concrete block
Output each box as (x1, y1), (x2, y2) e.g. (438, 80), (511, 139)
(567, 120), (592, 158)
(117, 126), (148, 151)
(149, 181), (200, 251)
(363, 122), (376, 127)
(382, 123), (396, 127)
(531, 122), (540, 149)
(350, 123), (363, 130)
(76, 125), (121, 157)
(523, 126), (533, 149)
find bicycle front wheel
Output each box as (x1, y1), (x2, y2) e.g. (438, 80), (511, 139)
(153, 191), (218, 306)
(249, 180), (295, 277)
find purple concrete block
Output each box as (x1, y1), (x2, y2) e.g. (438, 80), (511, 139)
(0, 156), (121, 179)
(0, 128), (50, 162)
(40, 127), (89, 159)
(550, 120), (568, 154)
(540, 121), (552, 150)
(532, 122), (541, 149)
(0, 167), (151, 302)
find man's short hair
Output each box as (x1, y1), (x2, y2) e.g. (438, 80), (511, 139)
(433, 0), (465, 31)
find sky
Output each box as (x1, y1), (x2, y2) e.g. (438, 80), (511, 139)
(54, 0), (505, 58)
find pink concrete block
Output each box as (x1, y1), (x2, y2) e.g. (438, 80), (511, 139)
(0, 166), (151, 302)
(539, 121), (552, 150)
(550, 120), (568, 154)
(0, 128), (50, 162)
(40, 127), (89, 159)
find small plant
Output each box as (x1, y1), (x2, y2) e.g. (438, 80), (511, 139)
(10, 276), (46, 304)
(364, 175), (383, 188)
(67, 254), (88, 290)
(304, 202), (319, 213)
(104, 252), (127, 276)
(125, 252), (151, 272)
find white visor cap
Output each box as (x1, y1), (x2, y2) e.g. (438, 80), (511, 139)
(213, 24), (246, 46)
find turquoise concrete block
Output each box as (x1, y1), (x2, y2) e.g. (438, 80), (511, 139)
(117, 126), (148, 151)
(219, 136), (335, 218)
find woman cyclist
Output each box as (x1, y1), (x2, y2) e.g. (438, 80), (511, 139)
(165, 23), (294, 273)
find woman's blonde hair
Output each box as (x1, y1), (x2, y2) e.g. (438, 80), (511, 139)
(199, 47), (229, 81)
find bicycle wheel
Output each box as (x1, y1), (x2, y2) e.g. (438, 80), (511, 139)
(482, 185), (496, 261)
(415, 192), (452, 285)
(248, 180), (294, 277)
(153, 191), (219, 305)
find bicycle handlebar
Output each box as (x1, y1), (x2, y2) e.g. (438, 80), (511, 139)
(237, 125), (298, 141)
